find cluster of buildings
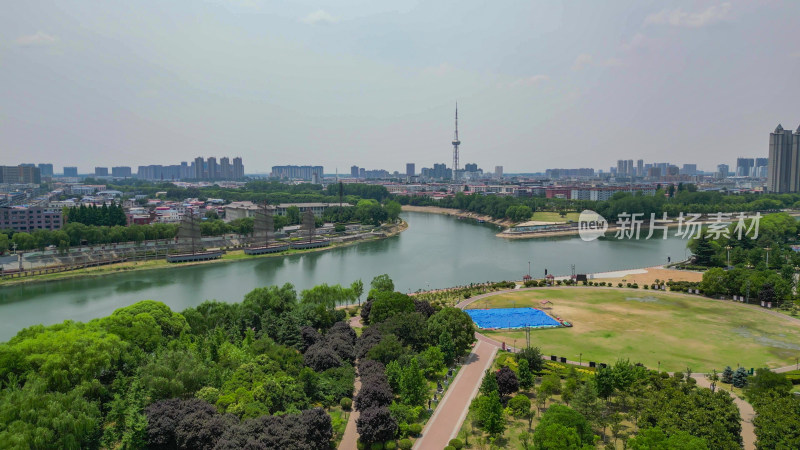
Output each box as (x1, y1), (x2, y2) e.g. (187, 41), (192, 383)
(271, 165), (324, 183)
(137, 156), (244, 181)
(3, 157), (245, 182)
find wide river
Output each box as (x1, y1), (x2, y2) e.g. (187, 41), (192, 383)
(0, 211), (690, 341)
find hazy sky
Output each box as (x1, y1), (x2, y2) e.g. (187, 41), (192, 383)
(2, 1), (799, 174)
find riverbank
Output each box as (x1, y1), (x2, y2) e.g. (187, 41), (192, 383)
(400, 205), (513, 228)
(0, 220), (408, 288)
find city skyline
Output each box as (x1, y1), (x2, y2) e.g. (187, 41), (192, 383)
(2, 2), (798, 172)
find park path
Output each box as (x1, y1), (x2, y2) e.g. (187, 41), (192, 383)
(692, 375), (756, 450)
(413, 337), (498, 450)
(337, 315), (365, 450)
(338, 376), (362, 450)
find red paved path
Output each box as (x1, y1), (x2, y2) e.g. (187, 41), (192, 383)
(413, 338), (497, 450)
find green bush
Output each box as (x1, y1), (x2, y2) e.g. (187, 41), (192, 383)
(357, 441), (366, 450)
(398, 439), (413, 450)
(507, 394), (532, 418)
(449, 438), (464, 449)
(385, 441), (396, 450)
(444, 446), (456, 450)
(340, 397), (353, 411)
(370, 443), (384, 450)
(408, 423), (422, 436)
(644, 284), (649, 289)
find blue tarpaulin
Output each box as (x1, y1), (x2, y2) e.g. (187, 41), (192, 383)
(466, 307), (561, 329)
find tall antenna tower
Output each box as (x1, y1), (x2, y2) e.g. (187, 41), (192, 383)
(452, 103), (460, 182)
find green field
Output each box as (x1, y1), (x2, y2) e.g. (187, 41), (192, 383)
(468, 288), (800, 372)
(529, 211), (580, 222)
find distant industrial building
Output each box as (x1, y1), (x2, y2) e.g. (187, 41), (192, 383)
(112, 166), (132, 177)
(0, 165), (41, 184)
(767, 123), (800, 193)
(0, 206), (63, 232)
(271, 165), (323, 180)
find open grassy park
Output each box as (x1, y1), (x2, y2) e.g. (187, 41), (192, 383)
(468, 288), (800, 373)
(528, 211), (580, 222)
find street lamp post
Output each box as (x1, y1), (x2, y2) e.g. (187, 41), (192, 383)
(725, 245), (732, 268)
(764, 247), (772, 268)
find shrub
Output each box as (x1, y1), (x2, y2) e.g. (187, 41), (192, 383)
(507, 394), (531, 418)
(340, 397), (353, 411)
(357, 441), (366, 450)
(408, 423), (422, 436)
(370, 443), (384, 450)
(617, 283), (623, 288)
(631, 283), (639, 289)
(448, 438), (464, 449)
(444, 446), (456, 450)
(384, 441), (396, 450)
(398, 439), (413, 450)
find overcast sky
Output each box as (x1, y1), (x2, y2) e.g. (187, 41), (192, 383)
(2, 1), (799, 174)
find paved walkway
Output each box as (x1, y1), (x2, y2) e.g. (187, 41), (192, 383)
(413, 338), (498, 450)
(338, 376), (362, 450)
(692, 374), (756, 450)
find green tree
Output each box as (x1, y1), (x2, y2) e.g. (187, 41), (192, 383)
(517, 358), (534, 389)
(628, 427), (708, 450)
(532, 423), (581, 450)
(399, 358), (427, 407)
(370, 274), (395, 293)
(427, 308), (476, 357)
(476, 391), (505, 437)
(479, 369), (498, 396)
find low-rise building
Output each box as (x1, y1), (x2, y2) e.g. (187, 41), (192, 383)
(0, 206), (63, 232)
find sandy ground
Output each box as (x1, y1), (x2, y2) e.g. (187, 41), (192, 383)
(401, 205), (514, 227)
(556, 266), (703, 285)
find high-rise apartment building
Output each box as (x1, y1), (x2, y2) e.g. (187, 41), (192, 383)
(495, 166), (503, 178)
(112, 166), (132, 177)
(0, 166), (41, 184)
(406, 163), (415, 177)
(220, 157), (231, 179)
(232, 157), (244, 179)
(37, 164), (54, 177)
(95, 167), (109, 177)
(207, 157), (218, 179)
(767, 124), (800, 193)
(271, 165), (320, 180)
(736, 157), (755, 177)
(63, 167), (78, 177)
(636, 159), (644, 177)
(716, 164), (729, 179)
(681, 164), (697, 175)
(194, 157), (205, 179)
(351, 166), (359, 178)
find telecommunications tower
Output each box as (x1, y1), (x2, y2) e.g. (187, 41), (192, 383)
(452, 103), (461, 182)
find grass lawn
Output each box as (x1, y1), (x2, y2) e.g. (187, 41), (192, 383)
(529, 211), (580, 222)
(468, 288), (800, 373)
